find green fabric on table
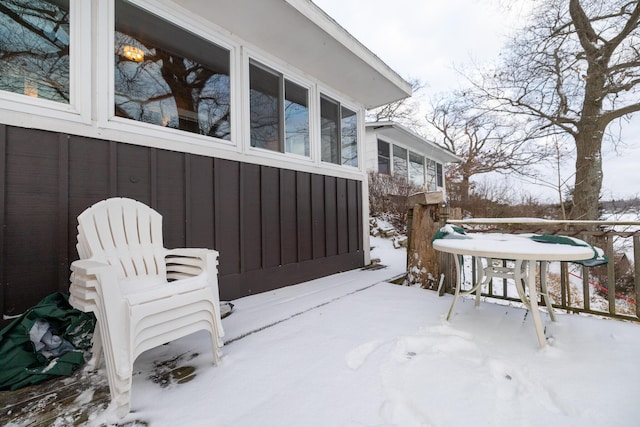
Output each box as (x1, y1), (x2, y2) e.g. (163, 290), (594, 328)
(0, 292), (96, 390)
(530, 234), (608, 267)
(431, 225), (469, 242)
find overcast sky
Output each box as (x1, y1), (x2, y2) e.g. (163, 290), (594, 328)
(314, 0), (640, 202)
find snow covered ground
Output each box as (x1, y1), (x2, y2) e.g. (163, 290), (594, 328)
(81, 236), (640, 427)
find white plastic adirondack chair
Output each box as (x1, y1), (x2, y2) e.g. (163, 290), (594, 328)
(68, 197), (224, 418)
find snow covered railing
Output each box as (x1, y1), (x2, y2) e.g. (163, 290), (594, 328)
(439, 218), (640, 322)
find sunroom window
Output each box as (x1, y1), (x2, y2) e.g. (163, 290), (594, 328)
(249, 61), (310, 156)
(409, 151), (425, 187)
(392, 145), (407, 180)
(437, 163), (444, 187)
(320, 95), (358, 167)
(427, 159), (437, 191)
(114, 0), (231, 140)
(377, 140), (390, 174)
(0, 0), (70, 103)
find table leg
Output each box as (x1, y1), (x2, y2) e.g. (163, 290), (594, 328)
(474, 256), (483, 308)
(513, 260), (529, 309)
(524, 259), (547, 347)
(539, 261), (556, 322)
(446, 254), (463, 320)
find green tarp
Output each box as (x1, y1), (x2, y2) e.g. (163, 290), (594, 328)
(0, 292), (96, 390)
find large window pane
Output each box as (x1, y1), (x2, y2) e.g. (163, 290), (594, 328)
(409, 151), (425, 186)
(341, 107), (357, 167)
(377, 140), (390, 174)
(0, 0), (70, 103)
(427, 159), (437, 191)
(393, 145), (407, 180)
(437, 163), (444, 187)
(284, 80), (309, 156)
(114, 0), (231, 140)
(321, 96), (339, 164)
(321, 95), (359, 166)
(250, 63), (281, 151)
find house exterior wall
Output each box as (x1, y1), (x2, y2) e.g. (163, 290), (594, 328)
(0, 124), (363, 324)
(0, 0), (410, 325)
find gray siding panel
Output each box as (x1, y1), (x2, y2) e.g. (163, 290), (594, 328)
(261, 166), (281, 269)
(241, 163), (262, 272)
(280, 169), (298, 265)
(215, 158), (241, 277)
(296, 172), (313, 262)
(0, 126), (364, 325)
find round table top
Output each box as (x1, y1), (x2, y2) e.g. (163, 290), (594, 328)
(432, 233), (595, 262)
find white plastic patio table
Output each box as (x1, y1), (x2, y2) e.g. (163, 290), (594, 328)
(433, 234), (594, 347)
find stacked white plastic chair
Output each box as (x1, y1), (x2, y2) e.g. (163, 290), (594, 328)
(69, 197), (224, 418)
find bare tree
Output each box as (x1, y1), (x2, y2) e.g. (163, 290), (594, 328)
(467, 0), (640, 220)
(426, 94), (547, 212)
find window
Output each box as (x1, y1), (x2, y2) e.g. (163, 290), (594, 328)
(427, 159), (437, 191)
(392, 145), (407, 180)
(341, 106), (357, 167)
(377, 140), (390, 174)
(285, 80), (310, 156)
(114, 0), (231, 140)
(249, 61), (310, 156)
(437, 163), (444, 188)
(409, 151), (425, 186)
(250, 63), (279, 150)
(320, 95), (358, 166)
(0, 0), (70, 103)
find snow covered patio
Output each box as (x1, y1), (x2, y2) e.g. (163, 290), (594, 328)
(4, 237), (640, 426)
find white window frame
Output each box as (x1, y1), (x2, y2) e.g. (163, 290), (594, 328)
(0, 0), (91, 123)
(245, 56), (314, 162)
(316, 85), (363, 172)
(376, 138), (391, 175)
(408, 150), (425, 187)
(96, 0), (240, 152)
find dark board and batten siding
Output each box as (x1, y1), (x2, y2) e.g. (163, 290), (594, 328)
(0, 125), (363, 324)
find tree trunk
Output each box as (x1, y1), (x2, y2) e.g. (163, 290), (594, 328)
(571, 129), (603, 220)
(460, 175), (470, 212)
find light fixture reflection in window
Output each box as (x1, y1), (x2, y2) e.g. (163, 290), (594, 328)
(24, 79), (38, 97)
(122, 45), (144, 62)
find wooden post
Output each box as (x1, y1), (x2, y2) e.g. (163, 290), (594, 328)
(405, 192), (444, 289)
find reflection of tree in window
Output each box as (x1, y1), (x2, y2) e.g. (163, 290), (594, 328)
(250, 63), (280, 150)
(409, 151), (425, 186)
(114, 0), (230, 140)
(393, 145), (407, 180)
(377, 140), (390, 174)
(321, 96), (340, 164)
(0, 0), (70, 103)
(249, 62), (310, 156)
(284, 80), (309, 157)
(427, 159), (437, 191)
(321, 95), (358, 166)
(341, 107), (357, 167)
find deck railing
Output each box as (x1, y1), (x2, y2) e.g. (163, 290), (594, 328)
(438, 218), (640, 322)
